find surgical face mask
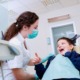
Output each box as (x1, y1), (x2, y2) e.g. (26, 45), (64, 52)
(27, 29), (38, 39)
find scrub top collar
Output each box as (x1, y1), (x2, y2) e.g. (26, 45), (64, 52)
(17, 33), (24, 43)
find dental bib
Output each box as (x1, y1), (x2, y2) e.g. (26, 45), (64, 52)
(42, 54), (80, 80)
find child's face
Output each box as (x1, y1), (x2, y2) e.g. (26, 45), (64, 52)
(57, 39), (74, 55)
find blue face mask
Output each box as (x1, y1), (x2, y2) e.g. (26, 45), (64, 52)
(28, 29), (38, 39)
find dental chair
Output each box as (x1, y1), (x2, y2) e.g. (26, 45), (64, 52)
(0, 31), (20, 80)
(72, 34), (80, 54)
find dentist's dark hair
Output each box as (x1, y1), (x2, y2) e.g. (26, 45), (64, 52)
(4, 11), (39, 41)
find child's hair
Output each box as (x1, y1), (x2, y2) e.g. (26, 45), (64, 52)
(57, 37), (75, 45)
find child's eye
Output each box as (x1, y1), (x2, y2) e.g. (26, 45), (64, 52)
(62, 43), (65, 45)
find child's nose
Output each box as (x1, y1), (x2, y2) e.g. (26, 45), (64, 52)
(58, 45), (62, 48)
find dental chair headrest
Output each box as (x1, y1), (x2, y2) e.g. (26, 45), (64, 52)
(71, 34), (80, 54)
(0, 40), (20, 61)
(74, 46), (80, 54)
(71, 34), (80, 45)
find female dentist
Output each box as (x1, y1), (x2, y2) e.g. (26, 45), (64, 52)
(3, 11), (41, 80)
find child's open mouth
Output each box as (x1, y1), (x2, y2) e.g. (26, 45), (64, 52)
(59, 49), (64, 52)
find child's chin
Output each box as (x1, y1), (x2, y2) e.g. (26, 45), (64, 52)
(59, 52), (64, 55)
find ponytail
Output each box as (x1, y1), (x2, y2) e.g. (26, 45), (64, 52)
(4, 11), (39, 41)
(4, 23), (19, 41)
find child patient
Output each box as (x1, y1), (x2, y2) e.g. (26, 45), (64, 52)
(35, 36), (80, 80)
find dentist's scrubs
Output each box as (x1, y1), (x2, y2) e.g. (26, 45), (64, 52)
(0, 33), (31, 80)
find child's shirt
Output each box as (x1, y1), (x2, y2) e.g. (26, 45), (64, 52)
(65, 51), (80, 70)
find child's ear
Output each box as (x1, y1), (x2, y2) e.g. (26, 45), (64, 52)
(70, 44), (74, 50)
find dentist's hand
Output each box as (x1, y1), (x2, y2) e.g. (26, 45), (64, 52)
(28, 53), (41, 66)
(32, 53), (41, 65)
